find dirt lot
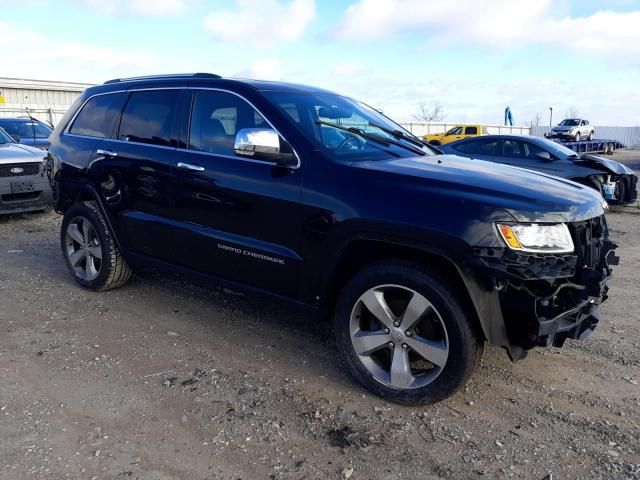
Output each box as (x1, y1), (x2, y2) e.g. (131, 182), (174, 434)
(0, 210), (638, 480)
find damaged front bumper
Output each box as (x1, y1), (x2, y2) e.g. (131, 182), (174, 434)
(471, 215), (618, 357)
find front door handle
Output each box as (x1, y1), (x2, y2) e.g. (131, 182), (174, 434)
(177, 162), (205, 172)
(96, 149), (118, 157)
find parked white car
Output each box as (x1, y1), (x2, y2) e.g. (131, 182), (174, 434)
(548, 118), (595, 141)
(0, 127), (52, 214)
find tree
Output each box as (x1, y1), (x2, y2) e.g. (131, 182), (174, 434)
(565, 105), (579, 118)
(413, 101), (445, 122)
(528, 112), (542, 127)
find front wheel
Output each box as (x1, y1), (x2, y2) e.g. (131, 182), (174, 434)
(575, 132), (581, 142)
(334, 262), (482, 405)
(587, 131), (593, 141)
(61, 201), (132, 291)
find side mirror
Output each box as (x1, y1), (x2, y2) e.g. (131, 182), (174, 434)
(536, 151), (552, 162)
(234, 128), (296, 166)
(10, 134), (20, 143)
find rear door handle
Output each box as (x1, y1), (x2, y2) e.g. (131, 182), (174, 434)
(177, 162), (205, 172)
(96, 149), (118, 157)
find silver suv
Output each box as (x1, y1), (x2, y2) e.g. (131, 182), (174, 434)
(550, 118), (595, 141)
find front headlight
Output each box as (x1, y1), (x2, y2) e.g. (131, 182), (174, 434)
(496, 223), (574, 254)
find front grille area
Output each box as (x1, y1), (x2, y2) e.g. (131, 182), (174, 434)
(0, 162), (41, 177)
(569, 215), (607, 270)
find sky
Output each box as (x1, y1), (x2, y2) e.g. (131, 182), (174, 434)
(2, 0), (640, 126)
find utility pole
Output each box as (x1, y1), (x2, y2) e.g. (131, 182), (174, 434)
(549, 107), (553, 127)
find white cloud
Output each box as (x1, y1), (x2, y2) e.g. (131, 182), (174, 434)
(234, 59), (283, 80)
(203, 0), (316, 48)
(78, 0), (186, 15)
(0, 21), (162, 82)
(333, 0), (640, 57)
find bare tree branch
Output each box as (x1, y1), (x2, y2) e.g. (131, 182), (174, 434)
(565, 105), (579, 118)
(528, 112), (542, 127)
(413, 101), (446, 122)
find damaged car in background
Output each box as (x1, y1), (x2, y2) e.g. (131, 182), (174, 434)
(441, 134), (638, 205)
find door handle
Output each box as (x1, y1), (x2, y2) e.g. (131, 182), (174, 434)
(177, 162), (205, 172)
(96, 149), (117, 157)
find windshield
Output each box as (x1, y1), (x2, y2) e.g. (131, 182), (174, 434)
(262, 91), (434, 160)
(0, 119), (52, 138)
(0, 127), (13, 143)
(535, 137), (579, 158)
(559, 119), (580, 126)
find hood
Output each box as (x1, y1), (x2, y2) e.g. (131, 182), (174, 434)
(357, 154), (605, 223)
(0, 142), (46, 164)
(575, 154), (635, 175)
(552, 125), (575, 132)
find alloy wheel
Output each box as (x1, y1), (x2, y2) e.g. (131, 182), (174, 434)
(65, 216), (102, 281)
(349, 284), (449, 389)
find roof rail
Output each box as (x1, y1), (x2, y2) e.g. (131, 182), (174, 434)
(104, 73), (222, 84)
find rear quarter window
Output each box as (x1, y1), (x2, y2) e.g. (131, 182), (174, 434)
(69, 93), (127, 138)
(464, 126), (478, 135)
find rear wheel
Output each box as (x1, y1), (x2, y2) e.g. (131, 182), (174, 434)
(335, 261), (482, 405)
(61, 201), (131, 291)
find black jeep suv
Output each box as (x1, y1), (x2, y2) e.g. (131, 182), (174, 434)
(46, 73), (617, 404)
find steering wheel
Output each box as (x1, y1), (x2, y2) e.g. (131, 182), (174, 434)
(335, 134), (364, 152)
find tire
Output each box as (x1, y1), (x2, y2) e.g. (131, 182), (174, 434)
(428, 140), (441, 146)
(587, 131), (593, 141)
(334, 261), (482, 405)
(60, 200), (131, 291)
(575, 132), (581, 142)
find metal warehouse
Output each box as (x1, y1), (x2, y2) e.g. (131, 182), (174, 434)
(0, 77), (94, 125)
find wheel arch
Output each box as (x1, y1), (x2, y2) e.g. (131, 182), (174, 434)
(60, 182), (124, 253)
(321, 238), (486, 342)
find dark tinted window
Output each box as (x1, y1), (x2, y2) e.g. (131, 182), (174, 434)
(523, 142), (547, 159)
(70, 93), (127, 138)
(502, 140), (526, 158)
(118, 90), (178, 146)
(189, 90), (268, 156)
(464, 126), (478, 135)
(456, 139), (500, 155)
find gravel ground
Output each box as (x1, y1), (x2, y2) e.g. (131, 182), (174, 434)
(0, 210), (638, 480)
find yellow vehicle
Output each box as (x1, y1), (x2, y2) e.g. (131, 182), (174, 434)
(423, 124), (487, 146)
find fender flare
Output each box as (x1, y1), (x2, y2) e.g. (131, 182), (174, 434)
(71, 183), (124, 254)
(320, 234), (524, 360)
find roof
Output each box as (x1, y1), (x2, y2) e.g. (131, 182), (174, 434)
(97, 73), (338, 95)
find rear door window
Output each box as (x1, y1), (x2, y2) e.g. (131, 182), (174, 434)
(70, 93), (127, 138)
(118, 90), (179, 146)
(457, 139), (500, 155)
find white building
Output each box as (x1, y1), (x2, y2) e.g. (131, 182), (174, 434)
(0, 77), (94, 126)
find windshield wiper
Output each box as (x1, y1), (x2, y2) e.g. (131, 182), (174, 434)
(316, 120), (426, 156)
(367, 121), (428, 150)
